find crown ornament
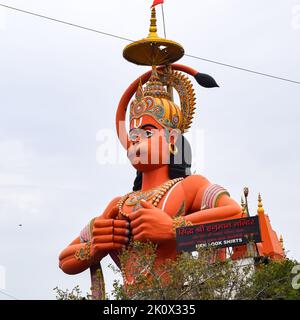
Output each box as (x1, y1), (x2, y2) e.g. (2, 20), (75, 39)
(129, 65), (196, 133)
(116, 7), (218, 147)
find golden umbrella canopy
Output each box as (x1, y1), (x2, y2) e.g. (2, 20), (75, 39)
(123, 8), (184, 66)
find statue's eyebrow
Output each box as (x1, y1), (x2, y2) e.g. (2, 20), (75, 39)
(129, 124), (158, 133)
(140, 124), (158, 130)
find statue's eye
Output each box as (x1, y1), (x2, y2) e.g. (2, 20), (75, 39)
(145, 130), (153, 138)
(130, 133), (139, 141)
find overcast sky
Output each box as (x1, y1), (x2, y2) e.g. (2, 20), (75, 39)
(0, 0), (300, 300)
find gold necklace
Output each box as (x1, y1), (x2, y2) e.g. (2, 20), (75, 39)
(118, 177), (184, 218)
(125, 188), (159, 209)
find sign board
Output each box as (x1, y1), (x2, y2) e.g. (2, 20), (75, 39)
(176, 216), (262, 252)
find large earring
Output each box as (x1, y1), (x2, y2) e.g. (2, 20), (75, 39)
(169, 143), (178, 155)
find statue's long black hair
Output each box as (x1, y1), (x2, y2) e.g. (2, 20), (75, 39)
(132, 134), (192, 191)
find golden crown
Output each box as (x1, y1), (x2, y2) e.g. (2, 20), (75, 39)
(125, 8), (196, 133)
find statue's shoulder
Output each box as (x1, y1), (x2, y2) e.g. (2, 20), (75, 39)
(112, 196), (122, 202)
(181, 175), (211, 203)
(182, 174), (211, 188)
(104, 196), (122, 210)
(180, 175), (211, 209)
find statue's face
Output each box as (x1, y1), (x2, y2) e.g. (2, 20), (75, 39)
(127, 115), (179, 172)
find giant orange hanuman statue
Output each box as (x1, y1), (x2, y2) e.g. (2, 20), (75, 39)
(59, 7), (281, 299)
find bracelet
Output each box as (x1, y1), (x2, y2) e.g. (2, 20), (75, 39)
(172, 216), (193, 234)
(75, 242), (91, 261)
(79, 218), (95, 243)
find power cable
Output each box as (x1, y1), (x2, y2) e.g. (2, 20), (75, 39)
(0, 3), (299, 86)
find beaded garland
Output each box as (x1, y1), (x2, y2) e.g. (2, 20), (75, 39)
(118, 177), (184, 218)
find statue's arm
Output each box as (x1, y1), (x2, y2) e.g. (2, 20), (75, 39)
(185, 195), (242, 224)
(59, 236), (94, 275)
(59, 197), (129, 275)
(182, 175), (242, 225)
(128, 175), (241, 243)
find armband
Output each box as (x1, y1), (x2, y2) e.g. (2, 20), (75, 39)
(201, 184), (230, 210)
(79, 218), (95, 243)
(75, 242), (91, 261)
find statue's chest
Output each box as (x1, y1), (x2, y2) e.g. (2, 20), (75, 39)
(118, 181), (186, 219)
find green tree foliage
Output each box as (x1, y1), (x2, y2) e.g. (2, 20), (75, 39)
(54, 285), (91, 300)
(111, 241), (300, 300)
(111, 241), (253, 300)
(55, 241), (300, 300)
(237, 258), (300, 300)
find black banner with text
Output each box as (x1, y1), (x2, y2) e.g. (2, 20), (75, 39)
(176, 216), (262, 252)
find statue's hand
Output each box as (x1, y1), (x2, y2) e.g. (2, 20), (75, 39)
(102, 203), (121, 220)
(91, 206), (130, 261)
(128, 199), (174, 243)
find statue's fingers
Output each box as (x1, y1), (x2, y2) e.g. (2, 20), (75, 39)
(133, 231), (147, 242)
(113, 227), (130, 236)
(129, 217), (144, 229)
(140, 199), (154, 209)
(131, 224), (145, 236)
(113, 220), (130, 229)
(93, 226), (113, 236)
(127, 209), (145, 221)
(93, 235), (113, 243)
(93, 219), (113, 228)
(93, 234), (129, 245)
(113, 235), (129, 245)
(107, 205), (120, 219)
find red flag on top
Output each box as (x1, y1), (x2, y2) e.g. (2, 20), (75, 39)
(151, 0), (164, 8)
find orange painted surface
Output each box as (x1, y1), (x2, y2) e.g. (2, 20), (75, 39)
(59, 64), (284, 285)
(257, 212), (284, 260)
(59, 113), (242, 277)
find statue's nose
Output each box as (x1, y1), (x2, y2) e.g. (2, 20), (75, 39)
(131, 136), (141, 145)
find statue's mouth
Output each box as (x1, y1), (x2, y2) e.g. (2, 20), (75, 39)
(127, 145), (143, 161)
(136, 148), (141, 157)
